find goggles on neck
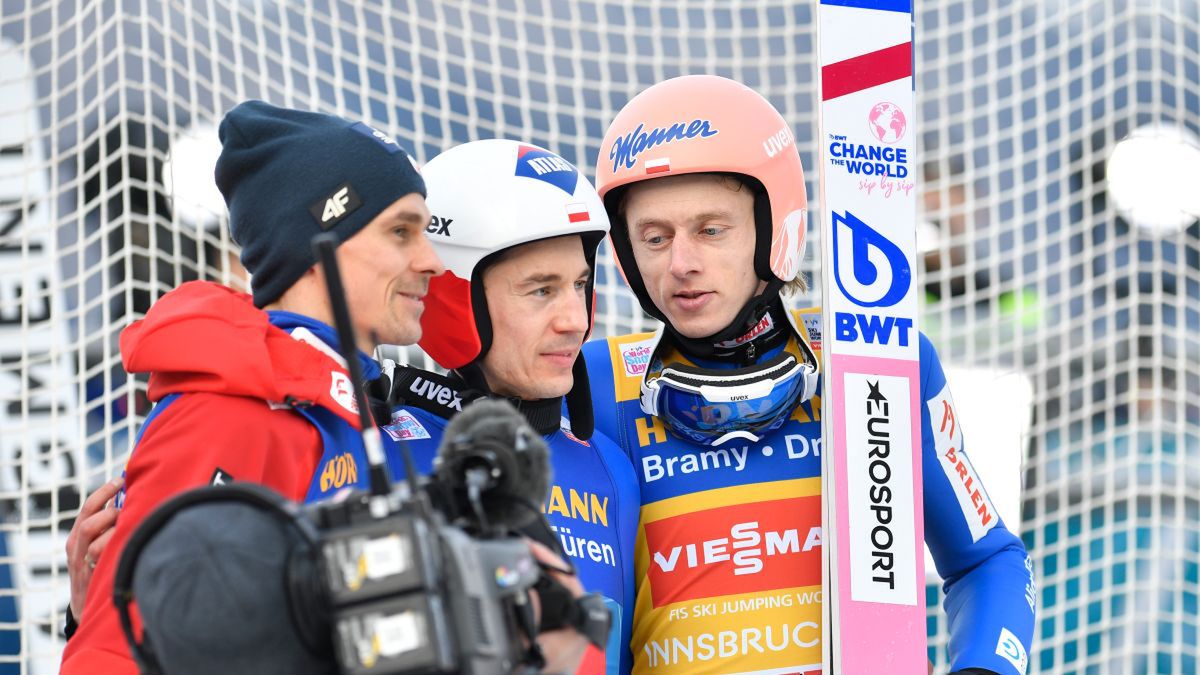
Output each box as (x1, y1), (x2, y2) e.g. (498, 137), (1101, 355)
(639, 350), (819, 447)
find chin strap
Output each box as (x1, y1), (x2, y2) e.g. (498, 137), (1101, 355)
(451, 357), (595, 441)
(641, 298), (820, 396)
(563, 356), (594, 440)
(385, 361), (593, 439)
(666, 282), (788, 365)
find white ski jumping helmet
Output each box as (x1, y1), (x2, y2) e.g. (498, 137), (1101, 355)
(418, 138), (610, 370)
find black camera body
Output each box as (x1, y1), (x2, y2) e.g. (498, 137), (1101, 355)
(114, 473), (550, 675)
(314, 486), (541, 675)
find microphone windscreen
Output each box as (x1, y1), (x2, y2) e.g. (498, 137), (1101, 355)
(436, 398), (552, 530)
(131, 501), (334, 675)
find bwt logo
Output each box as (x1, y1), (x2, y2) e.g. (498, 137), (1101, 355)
(831, 210), (913, 347)
(832, 210), (910, 308)
(835, 313), (913, 347)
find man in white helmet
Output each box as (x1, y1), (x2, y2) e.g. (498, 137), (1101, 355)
(581, 75), (1035, 674)
(375, 140), (639, 674)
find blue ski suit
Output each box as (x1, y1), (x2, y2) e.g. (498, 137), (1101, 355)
(582, 309), (1035, 675)
(380, 366), (640, 675)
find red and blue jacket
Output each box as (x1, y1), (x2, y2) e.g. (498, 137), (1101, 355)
(61, 281), (377, 675)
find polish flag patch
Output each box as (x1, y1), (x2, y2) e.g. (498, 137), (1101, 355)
(645, 157), (670, 174)
(566, 203), (590, 223)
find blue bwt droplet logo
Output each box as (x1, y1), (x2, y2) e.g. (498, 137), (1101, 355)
(831, 210), (911, 308)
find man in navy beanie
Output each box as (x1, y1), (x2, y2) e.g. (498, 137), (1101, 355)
(61, 101), (448, 674)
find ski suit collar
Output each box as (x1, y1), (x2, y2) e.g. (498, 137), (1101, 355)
(265, 310), (381, 382)
(119, 280), (369, 428)
(388, 364), (564, 436)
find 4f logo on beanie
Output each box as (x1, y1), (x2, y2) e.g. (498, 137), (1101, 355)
(310, 182), (363, 229)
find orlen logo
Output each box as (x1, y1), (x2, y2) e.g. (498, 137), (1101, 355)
(868, 102), (907, 144)
(515, 145), (578, 195)
(644, 496), (822, 607)
(330, 371), (358, 414)
(319, 452), (359, 492)
(714, 313), (774, 349)
(928, 384), (997, 543)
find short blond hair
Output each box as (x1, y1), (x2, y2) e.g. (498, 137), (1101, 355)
(782, 273), (808, 297)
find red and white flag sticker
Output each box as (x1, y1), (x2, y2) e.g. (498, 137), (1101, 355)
(645, 157), (670, 174)
(566, 202), (589, 223)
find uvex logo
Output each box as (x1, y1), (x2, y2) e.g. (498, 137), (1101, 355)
(762, 124), (794, 158)
(644, 496), (822, 607)
(409, 376), (463, 411)
(427, 215), (453, 236)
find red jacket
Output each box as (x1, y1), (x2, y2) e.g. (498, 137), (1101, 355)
(61, 281), (362, 675)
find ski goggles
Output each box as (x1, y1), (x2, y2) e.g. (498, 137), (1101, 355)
(639, 351), (819, 447)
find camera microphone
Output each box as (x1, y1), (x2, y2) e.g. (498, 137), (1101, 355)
(434, 398), (552, 534)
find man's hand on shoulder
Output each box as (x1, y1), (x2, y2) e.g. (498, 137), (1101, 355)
(65, 477), (123, 626)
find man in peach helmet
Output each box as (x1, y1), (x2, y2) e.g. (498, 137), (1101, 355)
(581, 75), (1035, 675)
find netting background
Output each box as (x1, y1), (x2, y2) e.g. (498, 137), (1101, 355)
(1, 0), (1198, 672)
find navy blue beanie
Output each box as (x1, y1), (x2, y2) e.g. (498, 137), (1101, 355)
(215, 100), (426, 307)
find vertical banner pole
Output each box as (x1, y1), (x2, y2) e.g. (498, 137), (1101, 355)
(816, 1), (926, 672)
